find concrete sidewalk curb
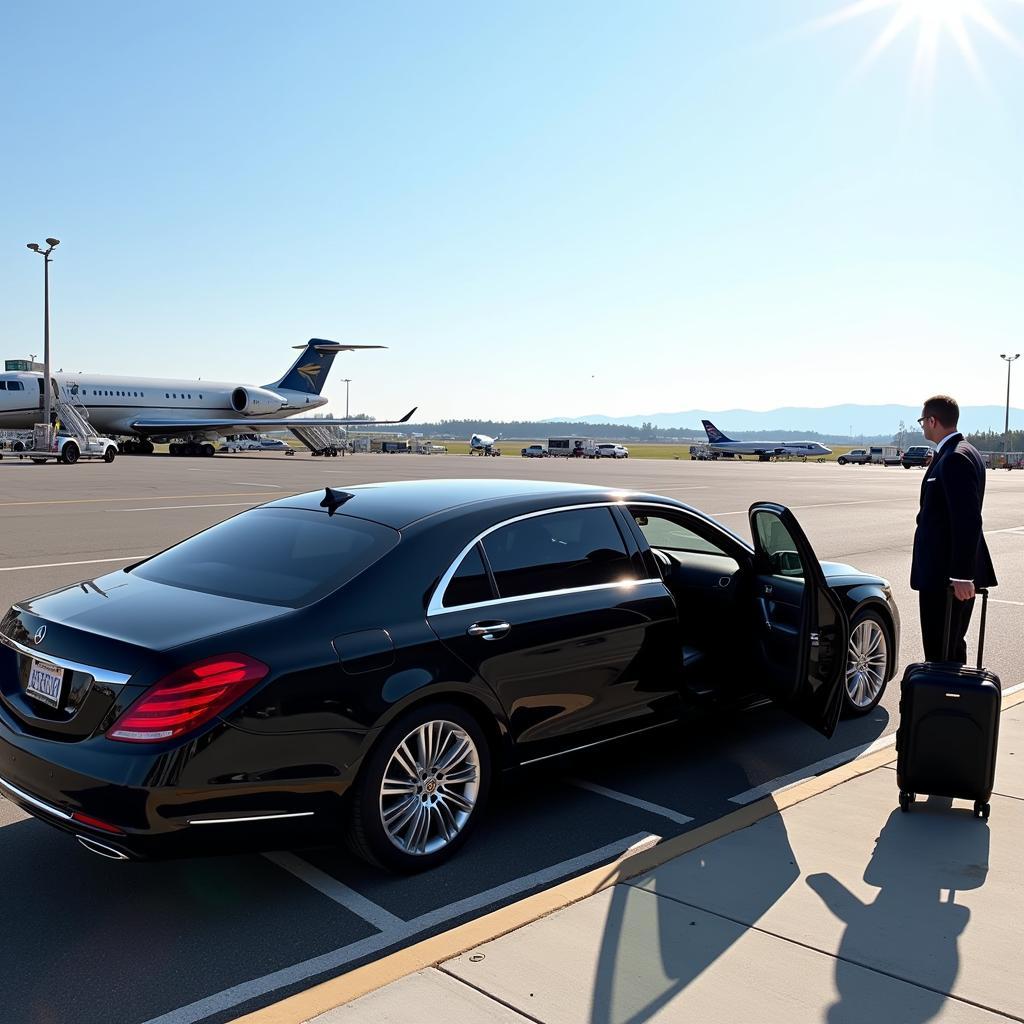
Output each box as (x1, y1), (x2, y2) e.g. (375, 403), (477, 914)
(231, 687), (1024, 1024)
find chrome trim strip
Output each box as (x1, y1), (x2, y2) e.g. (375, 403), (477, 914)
(187, 811), (315, 825)
(76, 836), (130, 861)
(0, 631), (133, 686)
(0, 774), (73, 821)
(429, 578), (667, 617)
(518, 719), (676, 766)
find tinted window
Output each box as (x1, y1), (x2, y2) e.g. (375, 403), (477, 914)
(8, 381), (23, 391)
(753, 512), (804, 579)
(442, 545), (495, 607)
(133, 507), (399, 607)
(483, 507), (635, 599)
(631, 511), (730, 556)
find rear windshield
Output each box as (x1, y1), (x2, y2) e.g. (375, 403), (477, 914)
(132, 507), (399, 607)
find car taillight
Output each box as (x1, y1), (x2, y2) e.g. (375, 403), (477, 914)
(71, 811), (124, 835)
(106, 654), (269, 743)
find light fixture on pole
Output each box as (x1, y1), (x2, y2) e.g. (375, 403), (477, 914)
(1001, 353), (1020, 462)
(342, 378), (352, 419)
(25, 238), (60, 440)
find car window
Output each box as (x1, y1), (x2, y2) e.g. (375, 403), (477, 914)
(630, 510), (730, 557)
(482, 507), (636, 599)
(442, 545), (495, 607)
(132, 507), (399, 607)
(752, 512), (804, 579)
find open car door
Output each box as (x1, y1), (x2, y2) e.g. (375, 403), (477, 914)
(748, 502), (849, 738)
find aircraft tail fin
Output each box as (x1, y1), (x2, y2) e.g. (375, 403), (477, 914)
(701, 419), (734, 444)
(270, 339), (386, 395)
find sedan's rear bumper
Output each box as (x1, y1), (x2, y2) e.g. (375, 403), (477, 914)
(0, 718), (368, 860)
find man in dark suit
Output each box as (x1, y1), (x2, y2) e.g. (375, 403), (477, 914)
(911, 395), (997, 663)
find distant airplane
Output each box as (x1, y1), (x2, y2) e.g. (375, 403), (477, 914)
(701, 420), (832, 460)
(470, 433), (501, 456)
(0, 339), (416, 456)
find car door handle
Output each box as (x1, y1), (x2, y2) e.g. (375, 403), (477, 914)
(467, 621), (511, 640)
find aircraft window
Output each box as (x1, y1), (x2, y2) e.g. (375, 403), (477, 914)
(187, 393), (192, 400)
(442, 545), (495, 608)
(483, 507), (635, 600)
(630, 511), (730, 557)
(132, 507), (400, 608)
(0, 381), (6, 390)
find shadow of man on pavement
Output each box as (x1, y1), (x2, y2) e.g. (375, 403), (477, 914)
(808, 799), (990, 1024)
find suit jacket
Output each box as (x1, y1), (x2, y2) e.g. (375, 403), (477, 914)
(911, 433), (997, 591)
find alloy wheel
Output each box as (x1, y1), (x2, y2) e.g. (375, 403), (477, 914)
(846, 618), (888, 709)
(379, 719), (480, 856)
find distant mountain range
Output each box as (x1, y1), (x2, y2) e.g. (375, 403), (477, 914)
(556, 404), (1024, 436)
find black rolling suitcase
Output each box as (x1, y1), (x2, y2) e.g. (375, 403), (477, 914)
(896, 588), (1000, 820)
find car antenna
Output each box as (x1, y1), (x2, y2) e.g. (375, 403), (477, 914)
(320, 487), (355, 516)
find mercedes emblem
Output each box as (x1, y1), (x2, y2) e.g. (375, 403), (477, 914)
(33, 625), (46, 645)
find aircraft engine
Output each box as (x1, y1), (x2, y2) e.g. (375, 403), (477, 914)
(231, 386), (286, 415)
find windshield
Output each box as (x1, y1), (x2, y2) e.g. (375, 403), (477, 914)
(132, 507), (399, 607)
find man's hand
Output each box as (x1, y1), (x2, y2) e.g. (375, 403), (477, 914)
(952, 580), (976, 602)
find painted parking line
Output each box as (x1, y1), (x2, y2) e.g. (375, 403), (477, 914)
(0, 491), (283, 508)
(728, 733), (898, 805)
(0, 555), (149, 573)
(568, 779), (694, 825)
(233, 482), (284, 488)
(710, 499), (899, 517)
(139, 832), (659, 1024)
(264, 852), (405, 932)
(1003, 682), (1024, 698)
(990, 599), (1024, 607)
(113, 502), (260, 512)
(984, 525), (1024, 535)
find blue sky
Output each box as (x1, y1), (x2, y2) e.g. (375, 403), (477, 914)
(3, 1), (1024, 424)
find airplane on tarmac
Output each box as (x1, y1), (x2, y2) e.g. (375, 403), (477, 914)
(0, 339), (416, 456)
(701, 420), (832, 461)
(470, 433), (502, 456)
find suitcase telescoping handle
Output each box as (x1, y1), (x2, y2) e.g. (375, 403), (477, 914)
(944, 586), (989, 668)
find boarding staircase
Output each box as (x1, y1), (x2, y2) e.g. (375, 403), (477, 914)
(288, 424), (341, 454)
(55, 384), (97, 443)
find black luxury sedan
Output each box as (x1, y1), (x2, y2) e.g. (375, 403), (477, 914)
(0, 480), (899, 871)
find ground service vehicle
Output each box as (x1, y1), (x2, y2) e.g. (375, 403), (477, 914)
(837, 447), (901, 466)
(594, 444), (629, 459)
(0, 479), (899, 871)
(521, 445), (548, 458)
(902, 445), (933, 468)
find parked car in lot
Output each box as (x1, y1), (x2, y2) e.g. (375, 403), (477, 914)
(0, 479), (898, 871)
(594, 443), (629, 459)
(520, 445), (548, 458)
(258, 438), (291, 452)
(838, 446), (902, 466)
(901, 445), (933, 468)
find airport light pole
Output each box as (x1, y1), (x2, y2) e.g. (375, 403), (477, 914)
(1001, 353), (1020, 462)
(342, 378), (352, 418)
(25, 238), (60, 438)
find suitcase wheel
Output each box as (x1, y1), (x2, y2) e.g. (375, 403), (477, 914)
(973, 801), (990, 821)
(899, 791), (915, 813)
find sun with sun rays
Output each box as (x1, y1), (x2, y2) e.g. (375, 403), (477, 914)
(814, 0), (1023, 86)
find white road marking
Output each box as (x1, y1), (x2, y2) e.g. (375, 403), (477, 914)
(985, 525), (1024, 535)
(114, 502), (260, 512)
(1003, 682), (1024, 697)
(728, 733), (898, 805)
(233, 481), (283, 488)
(139, 832), (659, 1024)
(568, 779), (694, 825)
(710, 499), (897, 517)
(990, 598), (1024, 607)
(0, 555), (148, 573)
(652, 485), (710, 492)
(263, 852), (405, 931)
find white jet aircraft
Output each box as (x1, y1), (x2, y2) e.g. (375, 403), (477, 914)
(469, 433), (501, 456)
(701, 420), (832, 461)
(0, 340), (415, 456)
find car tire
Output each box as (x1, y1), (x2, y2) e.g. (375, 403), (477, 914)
(842, 608), (892, 717)
(61, 442), (80, 465)
(103, 446), (116, 463)
(837, 457), (847, 465)
(347, 702), (492, 873)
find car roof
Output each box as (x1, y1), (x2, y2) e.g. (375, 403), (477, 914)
(267, 479), (634, 529)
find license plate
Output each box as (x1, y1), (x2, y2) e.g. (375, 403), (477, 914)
(26, 659), (65, 710)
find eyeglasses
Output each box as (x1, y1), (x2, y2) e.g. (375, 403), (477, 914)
(917, 416), (932, 426)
